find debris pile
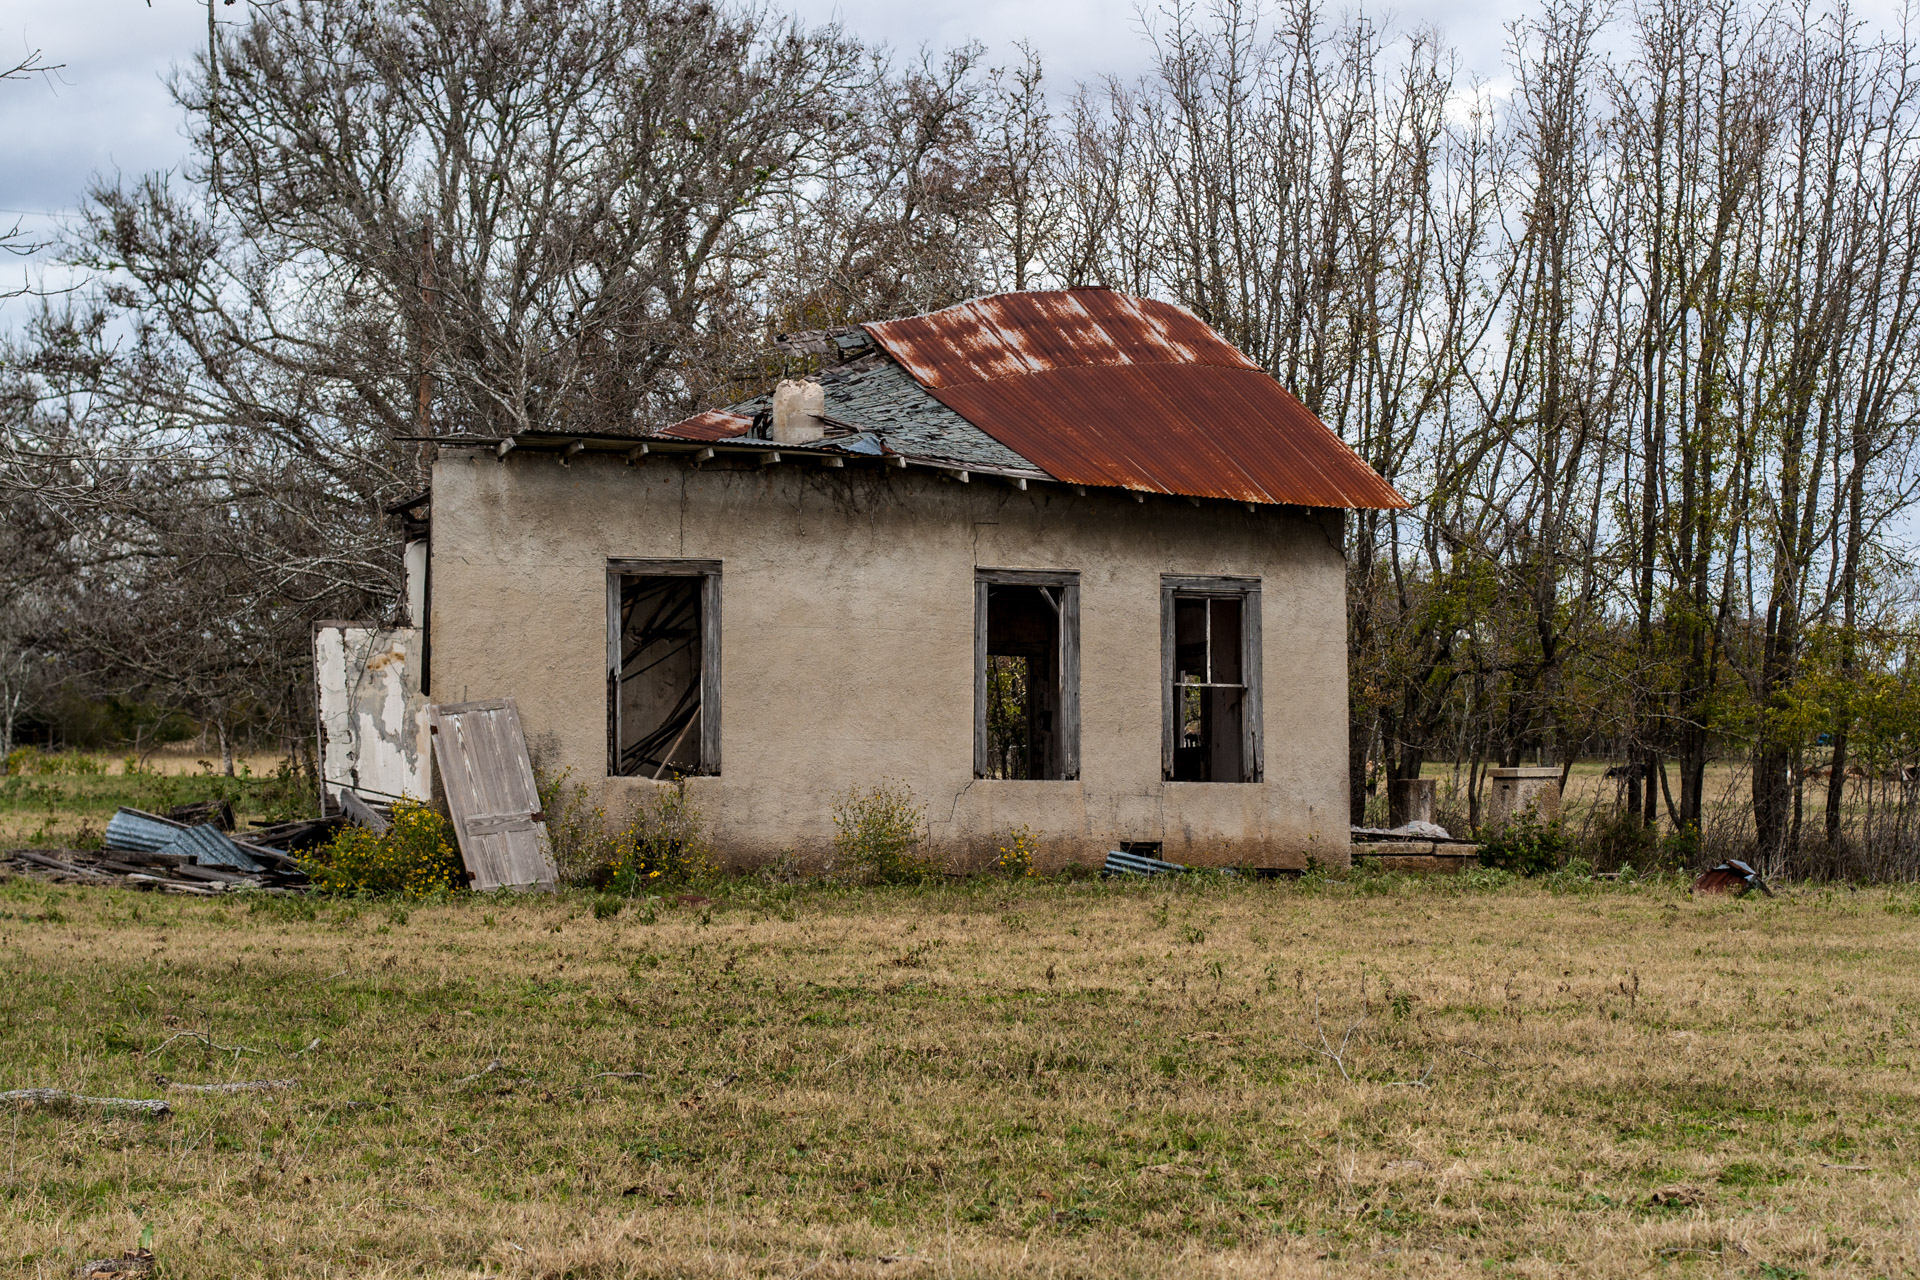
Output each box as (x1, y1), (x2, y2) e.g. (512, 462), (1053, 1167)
(2, 805), (328, 894)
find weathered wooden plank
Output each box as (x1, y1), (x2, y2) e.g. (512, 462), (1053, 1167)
(426, 698), (558, 892)
(973, 578), (990, 777)
(1059, 581), (1082, 781)
(700, 572), (723, 773)
(1160, 585), (1177, 779)
(1243, 585), (1265, 783)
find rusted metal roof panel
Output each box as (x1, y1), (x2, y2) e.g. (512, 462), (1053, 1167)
(864, 289), (1405, 509)
(865, 289), (1259, 388)
(927, 365), (1405, 508)
(660, 410), (752, 441)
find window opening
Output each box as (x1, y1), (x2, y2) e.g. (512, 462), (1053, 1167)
(1163, 579), (1261, 782)
(608, 563), (720, 776)
(975, 572), (1079, 780)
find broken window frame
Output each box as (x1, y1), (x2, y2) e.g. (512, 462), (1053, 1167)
(974, 568), (1080, 781)
(606, 559), (722, 777)
(1161, 575), (1263, 783)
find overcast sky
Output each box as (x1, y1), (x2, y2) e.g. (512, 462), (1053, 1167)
(0, 0), (1902, 286)
(0, 0), (1520, 234)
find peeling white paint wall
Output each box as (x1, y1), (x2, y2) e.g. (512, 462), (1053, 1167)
(314, 624), (431, 805)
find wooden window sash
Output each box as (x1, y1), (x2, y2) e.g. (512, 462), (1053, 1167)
(1161, 576), (1263, 783)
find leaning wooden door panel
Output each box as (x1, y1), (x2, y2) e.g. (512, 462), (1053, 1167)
(426, 698), (558, 891)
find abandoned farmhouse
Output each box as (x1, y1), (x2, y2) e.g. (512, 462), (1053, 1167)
(408, 288), (1404, 872)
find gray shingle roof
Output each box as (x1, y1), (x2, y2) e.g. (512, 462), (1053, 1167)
(717, 359), (1044, 477)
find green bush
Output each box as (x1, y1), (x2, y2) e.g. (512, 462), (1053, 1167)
(607, 782), (714, 892)
(832, 781), (935, 884)
(302, 799), (464, 896)
(538, 767), (614, 886)
(1478, 811), (1570, 876)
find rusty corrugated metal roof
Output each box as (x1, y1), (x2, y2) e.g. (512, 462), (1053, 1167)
(863, 289), (1407, 509)
(660, 409), (753, 441)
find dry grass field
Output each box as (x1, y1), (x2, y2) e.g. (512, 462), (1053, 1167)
(4, 870), (1919, 1279)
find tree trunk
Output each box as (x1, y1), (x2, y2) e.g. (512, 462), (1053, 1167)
(1825, 729), (1849, 847)
(1752, 744), (1791, 870)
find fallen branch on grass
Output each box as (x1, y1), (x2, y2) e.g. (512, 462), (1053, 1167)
(151, 1030), (265, 1059)
(157, 1077), (298, 1094)
(456, 1058), (507, 1085)
(594, 1071), (648, 1080)
(1310, 995), (1366, 1083)
(1443, 1043), (1500, 1069)
(1, 1088), (170, 1116)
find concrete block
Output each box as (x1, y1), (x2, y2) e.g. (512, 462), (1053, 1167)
(1388, 777), (1436, 828)
(1487, 766), (1562, 828)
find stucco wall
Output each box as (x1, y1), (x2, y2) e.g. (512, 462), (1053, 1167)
(428, 446), (1352, 870)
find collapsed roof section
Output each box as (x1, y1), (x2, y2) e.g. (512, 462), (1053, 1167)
(649, 287), (1409, 510)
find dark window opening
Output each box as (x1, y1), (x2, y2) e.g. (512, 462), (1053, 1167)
(1163, 579), (1262, 783)
(608, 563), (720, 777)
(975, 573), (1079, 780)
(985, 587), (1058, 778)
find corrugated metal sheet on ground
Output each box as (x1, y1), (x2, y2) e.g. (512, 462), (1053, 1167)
(864, 289), (1407, 509)
(105, 807), (188, 853)
(169, 824), (265, 872)
(1103, 850), (1189, 877)
(105, 807), (264, 872)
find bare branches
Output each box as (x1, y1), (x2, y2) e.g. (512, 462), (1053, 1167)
(1310, 994), (1366, 1083)
(0, 48), (61, 85)
(151, 1030), (266, 1059)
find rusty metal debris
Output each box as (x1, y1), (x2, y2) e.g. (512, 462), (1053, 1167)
(1693, 859), (1773, 896)
(659, 409), (752, 441)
